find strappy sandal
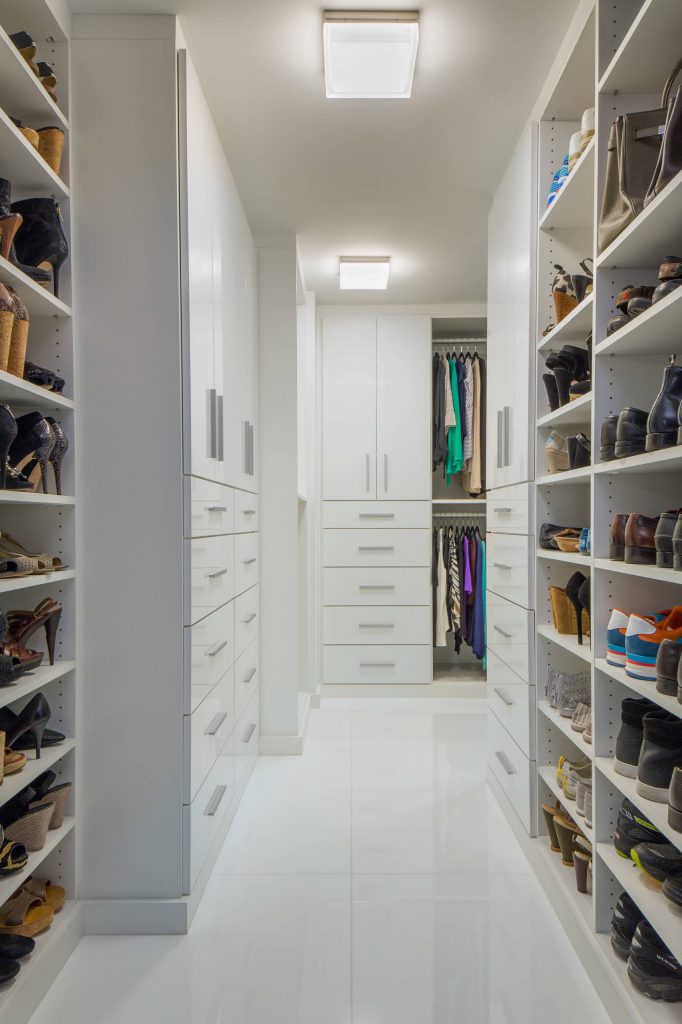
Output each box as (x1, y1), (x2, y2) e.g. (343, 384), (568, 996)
(0, 532), (68, 574)
(7, 599), (62, 666)
(0, 828), (27, 877)
(20, 876), (65, 913)
(0, 890), (53, 937)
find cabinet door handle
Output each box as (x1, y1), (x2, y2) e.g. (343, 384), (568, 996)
(384, 453), (388, 493)
(207, 640), (228, 657)
(497, 507), (512, 513)
(358, 513), (395, 519)
(243, 420), (248, 474)
(242, 509), (257, 516)
(206, 568), (228, 579)
(360, 661), (395, 668)
(495, 751), (516, 775)
(496, 410), (503, 470)
(242, 723), (256, 744)
(494, 687), (514, 706)
(249, 422), (255, 476)
(242, 557), (257, 565)
(205, 711), (228, 736)
(504, 406), (512, 467)
(204, 785), (227, 816)
(206, 505), (227, 512)
(493, 562), (512, 570)
(217, 394), (224, 461)
(359, 623), (394, 629)
(242, 612), (257, 624)
(359, 546), (394, 552)
(208, 389), (218, 459)
(493, 624), (512, 638)
(242, 667), (257, 684)
(365, 453), (370, 492)
(358, 584), (395, 591)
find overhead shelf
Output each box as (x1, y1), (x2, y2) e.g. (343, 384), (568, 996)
(537, 294), (593, 353)
(597, 170), (682, 270)
(0, 368), (73, 410)
(538, 139), (595, 233)
(0, 490), (74, 506)
(0, 818), (74, 908)
(0, 659), (75, 712)
(0, 739), (74, 808)
(595, 285), (682, 358)
(0, 106), (68, 197)
(536, 547), (590, 565)
(537, 392), (591, 429)
(599, 0), (682, 95)
(0, 253), (70, 319)
(538, 765), (593, 839)
(0, 567), (75, 595)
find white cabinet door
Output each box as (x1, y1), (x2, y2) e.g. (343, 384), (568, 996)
(322, 316), (377, 499)
(230, 243), (258, 492)
(376, 316), (431, 500)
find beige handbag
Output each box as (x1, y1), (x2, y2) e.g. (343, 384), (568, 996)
(598, 58), (682, 252)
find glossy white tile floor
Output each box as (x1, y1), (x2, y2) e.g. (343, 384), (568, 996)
(29, 699), (612, 1024)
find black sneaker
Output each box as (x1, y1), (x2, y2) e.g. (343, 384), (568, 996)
(611, 891), (644, 960)
(628, 921), (682, 1001)
(632, 842), (682, 882)
(614, 698), (656, 778)
(613, 798), (664, 858)
(637, 712), (682, 803)
(663, 875), (682, 908)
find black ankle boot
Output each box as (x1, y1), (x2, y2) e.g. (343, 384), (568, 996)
(10, 198), (68, 298)
(646, 357), (682, 452)
(0, 180), (50, 284)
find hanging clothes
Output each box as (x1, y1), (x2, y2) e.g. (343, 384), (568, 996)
(443, 354), (456, 429)
(432, 352), (447, 470)
(432, 340), (487, 494)
(478, 356), (487, 493)
(435, 528), (449, 647)
(462, 357), (474, 462)
(447, 525), (462, 654)
(431, 518), (486, 662)
(445, 358), (464, 481)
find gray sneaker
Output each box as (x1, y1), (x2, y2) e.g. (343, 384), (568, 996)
(575, 778), (593, 817)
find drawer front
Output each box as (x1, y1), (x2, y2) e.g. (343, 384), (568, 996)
(187, 731), (235, 891)
(234, 490), (259, 533)
(234, 636), (259, 720)
(187, 667), (235, 802)
(235, 585), (259, 659)
(187, 535), (235, 625)
(486, 533), (532, 608)
(485, 645), (529, 688)
(323, 566), (431, 607)
(235, 532), (259, 596)
(234, 687), (259, 790)
(185, 477), (234, 538)
(186, 601), (235, 706)
(323, 529), (430, 568)
(323, 501), (430, 529)
(487, 592), (534, 683)
(323, 605), (431, 645)
(323, 644), (432, 685)
(487, 680), (535, 759)
(487, 711), (534, 834)
(487, 484), (531, 535)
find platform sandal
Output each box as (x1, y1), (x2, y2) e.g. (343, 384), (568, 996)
(0, 828), (27, 878)
(19, 877), (65, 913)
(0, 891), (53, 937)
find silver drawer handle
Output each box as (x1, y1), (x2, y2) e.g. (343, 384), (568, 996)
(242, 557), (257, 565)
(359, 546), (394, 552)
(242, 667), (257, 684)
(205, 711), (228, 736)
(242, 509), (256, 515)
(242, 723), (256, 744)
(359, 623), (394, 629)
(206, 505), (227, 512)
(206, 568), (228, 579)
(242, 613), (257, 624)
(359, 513), (395, 519)
(207, 640), (228, 657)
(359, 585), (395, 590)
(493, 562), (512, 570)
(494, 625), (512, 638)
(497, 507), (512, 513)
(360, 662), (395, 668)
(494, 687), (514, 706)
(204, 785), (227, 816)
(495, 751), (516, 776)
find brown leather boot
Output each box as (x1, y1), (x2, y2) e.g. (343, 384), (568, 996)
(625, 513), (659, 565)
(609, 513), (629, 561)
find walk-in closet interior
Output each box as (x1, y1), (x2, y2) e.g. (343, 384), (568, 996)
(0, 0), (677, 1022)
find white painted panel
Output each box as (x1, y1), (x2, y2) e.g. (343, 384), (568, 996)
(187, 535), (235, 625)
(323, 644), (432, 685)
(323, 529), (430, 567)
(487, 711), (533, 833)
(323, 605), (431, 645)
(487, 679), (535, 758)
(323, 500), (430, 529)
(486, 533), (533, 608)
(323, 566), (431, 606)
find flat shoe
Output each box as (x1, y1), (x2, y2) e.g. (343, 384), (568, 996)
(21, 876), (65, 913)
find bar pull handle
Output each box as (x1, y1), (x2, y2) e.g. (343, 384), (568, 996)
(206, 505), (227, 512)
(360, 662), (395, 668)
(242, 667), (257, 684)
(243, 420), (249, 474)
(497, 410), (503, 470)
(384, 453), (388, 493)
(242, 723), (256, 744)
(504, 406), (512, 467)
(359, 546), (394, 552)
(217, 394), (224, 461)
(496, 507), (512, 513)
(204, 785), (227, 816)
(208, 389), (217, 459)
(365, 453), (370, 492)
(358, 585), (395, 591)
(242, 612), (257, 624)
(242, 509), (257, 516)
(207, 640), (228, 657)
(493, 625), (512, 638)
(495, 751), (516, 776)
(493, 562), (512, 570)
(249, 423), (255, 476)
(242, 558), (257, 565)
(205, 712), (227, 736)
(358, 513), (395, 519)
(206, 568), (228, 579)
(359, 623), (394, 629)
(494, 687), (514, 707)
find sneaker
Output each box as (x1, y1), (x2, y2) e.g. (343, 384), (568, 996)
(556, 754), (590, 788)
(628, 920), (682, 1002)
(564, 762), (591, 800)
(583, 715), (592, 745)
(625, 607), (682, 681)
(584, 786), (592, 827)
(571, 702), (591, 732)
(607, 608), (670, 670)
(611, 891), (644, 960)
(613, 798), (664, 858)
(575, 778), (592, 816)
(669, 765), (682, 833)
(614, 697), (657, 778)
(637, 712), (682, 803)
(556, 671), (590, 717)
(632, 842), (682, 883)
(656, 636), (682, 696)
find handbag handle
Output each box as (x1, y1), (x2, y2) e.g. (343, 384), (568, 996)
(662, 58), (682, 107)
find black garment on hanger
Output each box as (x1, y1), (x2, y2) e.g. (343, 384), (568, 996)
(478, 356), (487, 493)
(432, 352), (447, 469)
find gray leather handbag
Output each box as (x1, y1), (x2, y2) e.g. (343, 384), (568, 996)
(598, 59), (682, 252)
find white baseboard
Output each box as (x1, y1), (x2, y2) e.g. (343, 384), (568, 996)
(259, 695), (312, 755)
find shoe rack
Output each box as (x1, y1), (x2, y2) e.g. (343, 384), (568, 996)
(0, 2), (77, 1022)
(532, 2), (682, 1022)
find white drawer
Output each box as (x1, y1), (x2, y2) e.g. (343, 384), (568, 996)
(486, 533), (532, 608)
(186, 535), (235, 625)
(234, 490), (259, 533)
(323, 644), (432, 685)
(234, 687), (259, 790)
(487, 592), (534, 683)
(485, 645), (529, 688)
(487, 711), (534, 834)
(185, 731), (235, 892)
(234, 636), (259, 719)
(487, 680), (535, 759)
(186, 666), (235, 802)
(323, 606), (431, 645)
(184, 477), (234, 538)
(487, 484), (531, 535)
(323, 529), (430, 568)
(323, 567), (431, 606)
(235, 585), (259, 658)
(323, 501), (430, 529)
(185, 601), (235, 710)
(235, 532), (259, 596)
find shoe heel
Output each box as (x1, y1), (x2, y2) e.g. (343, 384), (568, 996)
(44, 610), (61, 666)
(609, 543), (625, 560)
(51, 453), (63, 495)
(572, 851), (591, 894)
(645, 430), (678, 452)
(568, 596), (584, 644)
(30, 721), (46, 760)
(624, 544), (656, 565)
(541, 804), (561, 853)
(0, 214), (22, 262)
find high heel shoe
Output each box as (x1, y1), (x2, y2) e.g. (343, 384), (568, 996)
(567, 432), (591, 470)
(44, 417), (67, 494)
(552, 265), (578, 323)
(7, 287), (31, 380)
(10, 198), (68, 299)
(8, 412), (55, 493)
(553, 367), (573, 407)
(578, 577), (591, 641)
(5, 693), (51, 759)
(0, 612), (27, 685)
(0, 287), (15, 373)
(7, 599), (62, 666)
(0, 404), (17, 491)
(23, 362), (65, 395)
(36, 62), (57, 103)
(0, 705), (63, 755)
(36, 127), (65, 178)
(8, 31), (38, 66)
(572, 258), (594, 303)
(565, 571), (588, 645)
(542, 373), (560, 412)
(0, 180), (50, 286)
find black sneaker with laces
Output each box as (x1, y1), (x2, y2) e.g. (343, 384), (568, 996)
(628, 920), (682, 1002)
(611, 891), (644, 960)
(613, 798), (664, 858)
(632, 842), (682, 883)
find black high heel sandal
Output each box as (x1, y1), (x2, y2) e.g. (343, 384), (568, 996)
(45, 417), (67, 494)
(565, 571), (588, 645)
(0, 404), (17, 491)
(8, 412), (55, 493)
(5, 692), (51, 759)
(10, 198), (68, 299)
(23, 362), (65, 394)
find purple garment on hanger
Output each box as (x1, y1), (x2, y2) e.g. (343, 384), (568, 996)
(471, 536), (485, 659)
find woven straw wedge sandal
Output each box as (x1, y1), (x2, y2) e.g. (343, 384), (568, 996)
(0, 890), (53, 937)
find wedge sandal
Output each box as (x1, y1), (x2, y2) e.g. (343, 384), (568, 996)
(0, 828), (27, 877)
(0, 890), (53, 937)
(20, 876), (65, 913)
(5, 803), (53, 852)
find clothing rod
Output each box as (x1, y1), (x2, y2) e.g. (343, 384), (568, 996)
(433, 512), (486, 519)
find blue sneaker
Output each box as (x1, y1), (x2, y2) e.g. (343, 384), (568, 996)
(607, 608), (670, 670)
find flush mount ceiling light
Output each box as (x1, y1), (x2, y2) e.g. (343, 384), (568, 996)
(339, 256), (391, 290)
(323, 11), (419, 99)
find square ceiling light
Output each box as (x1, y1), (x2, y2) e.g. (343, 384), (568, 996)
(323, 11), (419, 99)
(339, 256), (391, 290)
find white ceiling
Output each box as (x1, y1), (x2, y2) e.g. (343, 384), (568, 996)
(68, 0), (579, 303)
